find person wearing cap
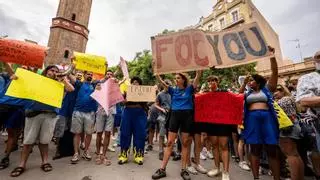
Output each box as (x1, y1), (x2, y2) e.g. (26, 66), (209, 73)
(296, 50), (320, 180)
(9, 65), (74, 177)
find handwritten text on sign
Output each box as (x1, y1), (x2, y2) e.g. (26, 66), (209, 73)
(74, 52), (107, 75)
(91, 79), (124, 114)
(151, 22), (270, 74)
(194, 92), (244, 125)
(5, 68), (64, 108)
(0, 39), (47, 68)
(126, 85), (156, 102)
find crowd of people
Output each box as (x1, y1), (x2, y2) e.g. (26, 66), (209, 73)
(0, 47), (320, 180)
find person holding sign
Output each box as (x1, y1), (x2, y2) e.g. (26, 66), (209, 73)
(152, 71), (202, 180)
(239, 46), (280, 180)
(118, 77), (148, 165)
(0, 63), (26, 171)
(9, 65), (74, 177)
(197, 76), (233, 180)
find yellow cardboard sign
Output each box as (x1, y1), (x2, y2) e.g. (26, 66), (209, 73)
(5, 68), (64, 108)
(74, 52), (107, 75)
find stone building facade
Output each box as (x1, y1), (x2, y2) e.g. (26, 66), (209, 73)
(191, 0), (284, 72)
(45, 0), (92, 66)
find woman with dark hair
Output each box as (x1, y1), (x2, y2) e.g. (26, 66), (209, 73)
(274, 85), (304, 180)
(152, 71), (202, 180)
(239, 46), (280, 180)
(118, 76), (148, 165)
(202, 75), (233, 180)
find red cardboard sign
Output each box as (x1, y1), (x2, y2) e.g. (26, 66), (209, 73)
(195, 92), (244, 125)
(0, 39), (46, 68)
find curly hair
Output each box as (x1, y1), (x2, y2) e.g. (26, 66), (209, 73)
(130, 76), (143, 85)
(252, 74), (267, 89)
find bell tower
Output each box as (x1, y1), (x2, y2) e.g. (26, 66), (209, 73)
(45, 0), (92, 66)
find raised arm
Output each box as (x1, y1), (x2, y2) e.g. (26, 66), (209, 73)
(266, 46), (278, 92)
(192, 70), (203, 89)
(156, 75), (169, 89)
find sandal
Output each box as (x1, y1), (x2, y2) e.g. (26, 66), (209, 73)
(95, 155), (102, 165)
(0, 157), (9, 170)
(102, 156), (111, 166)
(41, 163), (53, 172)
(10, 167), (25, 177)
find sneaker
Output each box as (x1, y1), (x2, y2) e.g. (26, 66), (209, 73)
(134, 150), (144, 165)
(112, 143), (118, 147)
(146, 145), (153, 151)
(222, 172), (230, 180)
(207, 168), (220, 177)
(107, 146), (116, 152)
(1, 131), (8, 136)
(159, 152), (164, 161)
(187, 166), (198, 175)
(118, 150), (128, 165)
(206, 151), (214, 159)
(152, 168), (166, 179)
(200, 151), (207, 160)
(180, 169), (191, 180)
(71, 153), (80, 164)
(195, 164), (207, 174)
(82, 151), (92, 161)
(239, 161), (250, 171)
(172, 152), (181, 161)
(235, 157), (240, 163)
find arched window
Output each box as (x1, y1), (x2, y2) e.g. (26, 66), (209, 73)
(72, 13), (76, 21)
(64, 50), (69, 58)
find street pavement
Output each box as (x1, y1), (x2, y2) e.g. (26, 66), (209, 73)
(0, 134), (285, 180)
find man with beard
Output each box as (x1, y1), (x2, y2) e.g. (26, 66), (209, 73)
(10, 65), (74, 177)
(70, 71), (99, 164)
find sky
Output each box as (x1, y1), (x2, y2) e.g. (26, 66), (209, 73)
(0, 0), (319, 65)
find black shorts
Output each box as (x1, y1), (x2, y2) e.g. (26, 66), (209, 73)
(194, 122), (233, 137)
(168, 110), (194, 133)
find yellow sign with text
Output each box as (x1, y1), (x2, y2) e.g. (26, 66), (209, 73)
(5, 68), (64, 108)
(74, 52), (107, 75)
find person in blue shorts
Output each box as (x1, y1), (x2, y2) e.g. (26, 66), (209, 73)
(239, 46), (280, 180)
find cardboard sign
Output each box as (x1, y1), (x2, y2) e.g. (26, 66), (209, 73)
(151, 22), (271, 74)
(0, 39), (46, 68)
(91, 79), (124, 115)
(126, 85), (156, 102)
(5, 68), (64, 108)
(74, 52), (107, 75)
(194, 92), (244, 125)
(120, 57), (129, 79)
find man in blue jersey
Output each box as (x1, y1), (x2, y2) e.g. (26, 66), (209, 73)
(9, 65), (74, 177)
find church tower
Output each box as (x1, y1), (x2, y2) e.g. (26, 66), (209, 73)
(45, 0), (92, 66)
